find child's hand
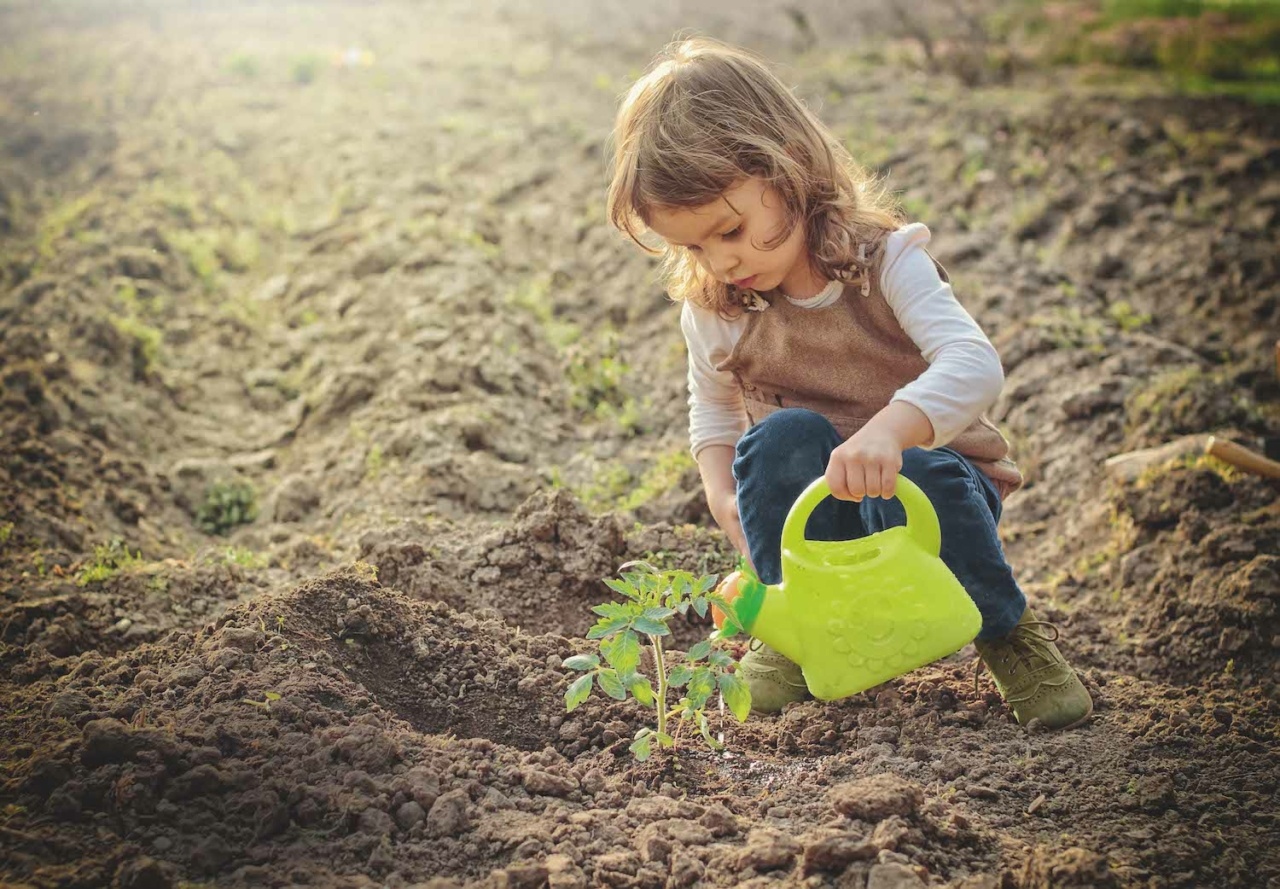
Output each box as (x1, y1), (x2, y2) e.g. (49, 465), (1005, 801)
(825, 426), (905, 502)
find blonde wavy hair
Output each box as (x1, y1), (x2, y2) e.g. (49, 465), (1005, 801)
(607, 36), (903, 317)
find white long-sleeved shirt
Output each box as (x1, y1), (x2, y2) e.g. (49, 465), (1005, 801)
(681, 223), (1004, 458)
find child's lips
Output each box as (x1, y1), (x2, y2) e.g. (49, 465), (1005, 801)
(733, 275), (757, 288)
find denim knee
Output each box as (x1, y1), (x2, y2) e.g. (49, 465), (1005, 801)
(733, 409), (841, 488)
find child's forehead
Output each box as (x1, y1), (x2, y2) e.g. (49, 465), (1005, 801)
(645, 178), (763, 238)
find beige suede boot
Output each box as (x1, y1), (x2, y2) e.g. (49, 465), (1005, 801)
(974, 609), (1094, 730)
(738, 639), (811, 714)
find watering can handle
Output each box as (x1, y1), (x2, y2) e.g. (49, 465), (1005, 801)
(780, 476), (942, 558)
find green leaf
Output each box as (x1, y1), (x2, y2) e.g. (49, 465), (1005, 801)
(565, 673), (593, 712)
(586, 616), (630, 640)
(626, 674), (654, 706)
(620, 571), (645, 589)
(709, 650), (734, 669)
(656, 731), (675, 748)
(603, 578), (635, 599)
(668, 664), (693, 687)
(602, 631), (640, 675)
(630, 733), (653, 761)
(696, 574), (718, 594)
(687, 640), (712, 662)
(687, 667), (716, 710)
(562, 654), (600, 671)
(591, 602), (630, 619)
(718, 672), (752, 722)
(692, 598), (709, 618)
(643, 606), (676, 621)
(597, 668), (627, 701)
(632, 617), (670, 636)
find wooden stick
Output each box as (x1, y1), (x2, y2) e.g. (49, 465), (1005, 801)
(1205, 436), (1280, 480)
(1104, 435), (1208, 483)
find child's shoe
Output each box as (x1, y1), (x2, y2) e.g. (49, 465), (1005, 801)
(974, 609), (1093, 730)
(738, 639), (811, 714)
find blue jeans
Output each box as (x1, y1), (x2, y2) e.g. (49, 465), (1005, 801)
(732, 408), (1026, 641)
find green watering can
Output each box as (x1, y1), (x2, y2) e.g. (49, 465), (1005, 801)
(718, 476), (982, 701)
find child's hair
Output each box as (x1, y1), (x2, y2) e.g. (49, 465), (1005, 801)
(607, 36), (903, 317)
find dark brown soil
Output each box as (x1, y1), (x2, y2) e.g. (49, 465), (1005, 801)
(1, 1), (1277, 887)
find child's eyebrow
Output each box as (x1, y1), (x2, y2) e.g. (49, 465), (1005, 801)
(672, 211), (738, 247)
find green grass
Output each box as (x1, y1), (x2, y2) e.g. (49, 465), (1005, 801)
(77, 538), (144, 586)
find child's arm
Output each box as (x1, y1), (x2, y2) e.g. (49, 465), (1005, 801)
(681, 302), (752, 562)
(828, 224), (1004, 501)
(696, 444), (752, 566)
(826, 401), (933, 501)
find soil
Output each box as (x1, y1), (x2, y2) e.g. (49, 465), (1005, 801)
(2, 2), (1278, 888)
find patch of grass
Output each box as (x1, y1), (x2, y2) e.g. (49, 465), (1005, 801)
(576, 464), (634, 513)
(365, 443), (384, 479)
(1107, 299), (1152, 331)
(165, 230), (221, 288)
(77, 538), (144, 586)
(36, 192), (99, 264)
(0, 522), (12, 547)
(1038, 0), (1280, 103)
(619, 449), (697, 512)
(227, 52), (260, 78)
(508, 274), (581, 348)
(109, 315), (164, 378)
(1029, 306), (1108, 351)
(215, 546), (269, 569)
(197, 481), (258, 536)
(291, 54), (323, 85)
(566, 330), (632, 417)
(218, 229), (260, 273)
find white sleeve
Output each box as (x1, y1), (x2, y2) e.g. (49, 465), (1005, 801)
(680, 301), (750, 458)
(880, 224), (1005, 449)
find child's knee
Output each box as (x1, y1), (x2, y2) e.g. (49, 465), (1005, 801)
(900, 447), (976, 503)
(735, 409), (839, 485)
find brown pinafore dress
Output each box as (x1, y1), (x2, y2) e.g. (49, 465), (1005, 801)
(713, 243), (1023, 499)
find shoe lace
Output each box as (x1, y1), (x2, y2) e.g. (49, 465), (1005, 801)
(748, 637), (764, 653)
(973, 620), (1061, 694)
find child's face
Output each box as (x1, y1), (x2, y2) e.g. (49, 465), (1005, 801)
(646, 177), (821, 298)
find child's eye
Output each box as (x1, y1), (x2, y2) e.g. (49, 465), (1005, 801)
(722, 225), (743, 239)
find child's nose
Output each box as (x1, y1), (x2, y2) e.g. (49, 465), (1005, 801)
(708, 246), (740, 280)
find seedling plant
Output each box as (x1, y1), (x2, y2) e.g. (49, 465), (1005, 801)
(563, 560), (752, 760)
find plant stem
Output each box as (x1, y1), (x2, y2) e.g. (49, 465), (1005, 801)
(652, 636), (668, 740)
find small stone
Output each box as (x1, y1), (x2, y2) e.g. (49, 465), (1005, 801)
(116, 855), (175, 889)
(737, 829), (799, 872)
(47, 691), (93, 719)
(829, 774), (924, 822)
(395, 801), (425, 830)
(867, 862), (926, 889)
(1027, 794), (1047, 815)
(802, 833), (878, 874)
(699, 802), (739, 837)
(81, 718), (137, 767)
(427, 789), (470, 837)
(522, 769), (578, 797)
(218, 627), (262, 653)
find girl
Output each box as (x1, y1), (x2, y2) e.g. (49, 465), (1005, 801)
(605, 37), (1092, 730)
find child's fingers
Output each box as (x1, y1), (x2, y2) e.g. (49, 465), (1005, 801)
(864, 463), (882, 499)
(824, 461), (850, 501)
(880, 463), (898, 499)
(843, 462), (867, 502)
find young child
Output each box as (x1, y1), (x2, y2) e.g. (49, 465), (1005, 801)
(605, 37), (1092, 730)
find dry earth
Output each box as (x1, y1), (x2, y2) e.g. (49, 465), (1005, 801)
(1, 2), (1278, 888)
